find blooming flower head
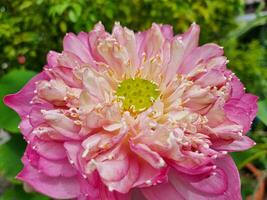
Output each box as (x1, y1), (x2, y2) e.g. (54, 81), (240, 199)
(5, 22), (258, 200)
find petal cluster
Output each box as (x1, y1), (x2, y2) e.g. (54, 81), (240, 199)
(4, 22), (258, 200)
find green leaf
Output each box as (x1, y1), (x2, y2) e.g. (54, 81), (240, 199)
(258, 100), (267, 126)
(0, 185), (50, 200)
(231, 145), (267, 169)
(68, 10), (77, 22)
(0, 69), (36, 133)
(227, 15), (267, 39)
(0, 134), (26, 183)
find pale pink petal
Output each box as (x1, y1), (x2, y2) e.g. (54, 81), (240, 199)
(130, 142), (166, 169)
(139, 23), (164, 58)
(161, 24), (174, 40)
(180, 23), (200, 56)
(164, 38), (184, 84)
(101, 155), (139, 193)
(46, 51), (60, 68)
(63, 33), (94, 65)
(112, 23), (139, 67)
(195, 69), (226, 87)
(88, 22), (109, 62)
(42, 110), (81, 140)
(77, 32), (90, 49)
(50, 65), (82, 88)
(179, 44), (224, 74)
(57, 51), (84, 69)
(96, 155), (130, 182)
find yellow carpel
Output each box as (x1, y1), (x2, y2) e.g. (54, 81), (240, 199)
(116, 78), (160, 113)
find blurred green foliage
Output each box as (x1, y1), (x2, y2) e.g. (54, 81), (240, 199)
(0, 0), (267, 199)
(0, 0), (243, 72)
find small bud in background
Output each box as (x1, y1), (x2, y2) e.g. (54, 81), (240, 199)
(17, 55), (26, 65)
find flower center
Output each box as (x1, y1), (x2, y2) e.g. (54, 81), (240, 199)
(116, 78), (160, 113)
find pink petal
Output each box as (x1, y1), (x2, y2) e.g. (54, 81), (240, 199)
(164, 38), (184, 84)
(99, 179), (131, 200)
(166, 156), (241, 200)
(206, 56), (227, 70)
(170, 160), (214, 175)
(195, 69), (226, 87)
(229, 75), (245, 99)
(64, 141), (82, 169)
(179, 44), (224, 74)
(224, 101), (251, 133)
(50, 65), (82, 88)
(4, 72), (48, 118)
(102, 155), (139, 193)
(38, 157), (77, 177)
(97, 155), (130, 182)
(240, 94), (258, 121)
(17, 163), (80, 199)
(160, 24), (174, 40)
(130, 142), (166, 169)
(57, 51), (84, 68)
(132, 189), (147, 200)
(42, 110), (81, 140)
(88, 22), (109, 62)
(19, 118), (33, 137)
(180, 23), (200, 56)
(134, 161), (169, 187)
(46, 51), (60, 68)
(214, 136), (255, 152)
(213, 155), (241, 199)
(77, 31), (90, 49)
(63, 32), (94, 65)
(139, 23), (164, 58)
(141, 182), (184, 200)
(33, 139), (66, 160)
(112, 23), (139, 67)
(78, 172), (100, 199)
(29, 105), (52, 127)
(187, 168), (227, 195)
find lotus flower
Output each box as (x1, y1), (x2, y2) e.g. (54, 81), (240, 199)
(4, 22), (258, 200)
